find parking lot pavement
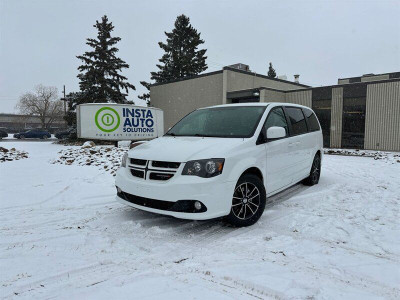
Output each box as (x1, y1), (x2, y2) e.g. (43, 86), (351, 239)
(1, 138), (58, 142)
(0, 134), (57, 142)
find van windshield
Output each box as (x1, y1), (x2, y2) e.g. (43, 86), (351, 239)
(166, 106), (267, 138)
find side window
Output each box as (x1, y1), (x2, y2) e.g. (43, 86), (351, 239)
(303, 108), (320, 132)
(264, 107), (289, 137)
(285, 107), (308, 135)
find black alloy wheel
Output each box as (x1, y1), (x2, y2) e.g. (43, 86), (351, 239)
(226, 174), (266, 227)
(303, 154), (321, 186)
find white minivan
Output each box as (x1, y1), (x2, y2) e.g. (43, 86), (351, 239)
(115, 103), (323, 226)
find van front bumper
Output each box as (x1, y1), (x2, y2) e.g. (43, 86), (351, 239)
(115, 167), (236, 220)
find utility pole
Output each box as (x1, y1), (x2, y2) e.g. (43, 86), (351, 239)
(60, 85), (67, 129)
(61, 85), (66, 116)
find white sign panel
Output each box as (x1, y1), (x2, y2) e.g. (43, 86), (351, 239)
(77, 104), (164, 141)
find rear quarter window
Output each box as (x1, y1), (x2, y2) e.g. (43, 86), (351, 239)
(303, 108), (321, 132)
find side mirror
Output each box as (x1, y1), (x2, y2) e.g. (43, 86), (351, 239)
(266, 126), (286, 140)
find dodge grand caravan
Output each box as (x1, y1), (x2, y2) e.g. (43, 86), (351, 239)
(116, 103), (323, 226)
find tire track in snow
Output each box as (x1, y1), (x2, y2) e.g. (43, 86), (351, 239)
(261, 225), (400, 299)
(190, 269), (286, 299)
(0, 184), (72, 210)
(0, 233), (77, 248)
(2, 262), (114, 299)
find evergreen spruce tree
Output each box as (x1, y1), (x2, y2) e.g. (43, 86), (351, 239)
(138, 81), (151, 105)
(150, 14), (207, 83)
(77, 15), (135, 103)
(268, 62), (277, 78)
(63, 92), (82, 126)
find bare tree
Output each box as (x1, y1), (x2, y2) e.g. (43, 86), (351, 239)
(16, 85), (64, 129)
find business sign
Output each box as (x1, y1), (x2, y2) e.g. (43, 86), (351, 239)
(77, 104), (164, 141)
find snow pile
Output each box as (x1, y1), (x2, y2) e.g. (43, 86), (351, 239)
(52, 145), (127, 175)
(324, 148), (400, 163)
(1, 141), (400, 299)
(82, 140), (96, 148)
(0, 146), (28, 163)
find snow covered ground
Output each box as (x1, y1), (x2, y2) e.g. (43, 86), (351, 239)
(0, 141), (399, 299)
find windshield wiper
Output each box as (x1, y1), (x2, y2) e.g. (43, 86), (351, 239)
(193, 134), (216, 137)
(166, 133), (216, 137)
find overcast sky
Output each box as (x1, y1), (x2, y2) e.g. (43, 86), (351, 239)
(1, 0), (399, 113)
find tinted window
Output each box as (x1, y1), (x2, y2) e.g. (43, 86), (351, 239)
(285, 107), (308, 135)
(303, 108), (320, 132)
(264, 107), (288, 137)
(342, 97), (366, 149)
(312, 99), (331, 147)
(166, 106), (266, 138)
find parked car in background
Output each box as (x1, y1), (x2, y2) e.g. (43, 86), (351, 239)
(14, 129), (51, 139)
(55, 127), (75, 139)
(0, 128), (8, 139)
(116, 102), (323, 227)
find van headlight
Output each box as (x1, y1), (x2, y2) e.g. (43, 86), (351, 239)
(182, 159), (224, 178)
(121, 152), (128, 168)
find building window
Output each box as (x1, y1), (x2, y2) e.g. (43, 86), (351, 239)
(312, 99), (331, 147)
(341, 97), (366, 149)
(312, 87), (332, 147)
(231, 97), (260, 103)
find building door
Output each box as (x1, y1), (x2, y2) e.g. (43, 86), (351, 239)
(341, 97), (366, 149)
(312, 87), (332, 147)
(341, 85), (367, 149)
(312, 99), (331, 147)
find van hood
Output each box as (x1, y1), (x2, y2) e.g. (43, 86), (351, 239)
(128, 136), (247, 162)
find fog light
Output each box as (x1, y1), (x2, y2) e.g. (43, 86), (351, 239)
(194, 201), (202, 210)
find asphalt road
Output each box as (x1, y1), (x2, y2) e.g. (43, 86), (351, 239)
(0, 138), (58, 142)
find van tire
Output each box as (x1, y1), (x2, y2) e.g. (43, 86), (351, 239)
(225, 174), (266, 227)
(303, 153), (321, 186)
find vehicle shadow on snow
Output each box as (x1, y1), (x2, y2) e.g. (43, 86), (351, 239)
(118, 183), (311, 235)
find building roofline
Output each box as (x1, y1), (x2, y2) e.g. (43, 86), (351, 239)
(234, 78), (400, 95)
(338, 71), (400, 81)
(149, 67), (399, 91)
(149, 66), (311, 88)
(150, 70), (223, 87)
(305, 77), (400, 91)
(222, 66), (311, 88)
